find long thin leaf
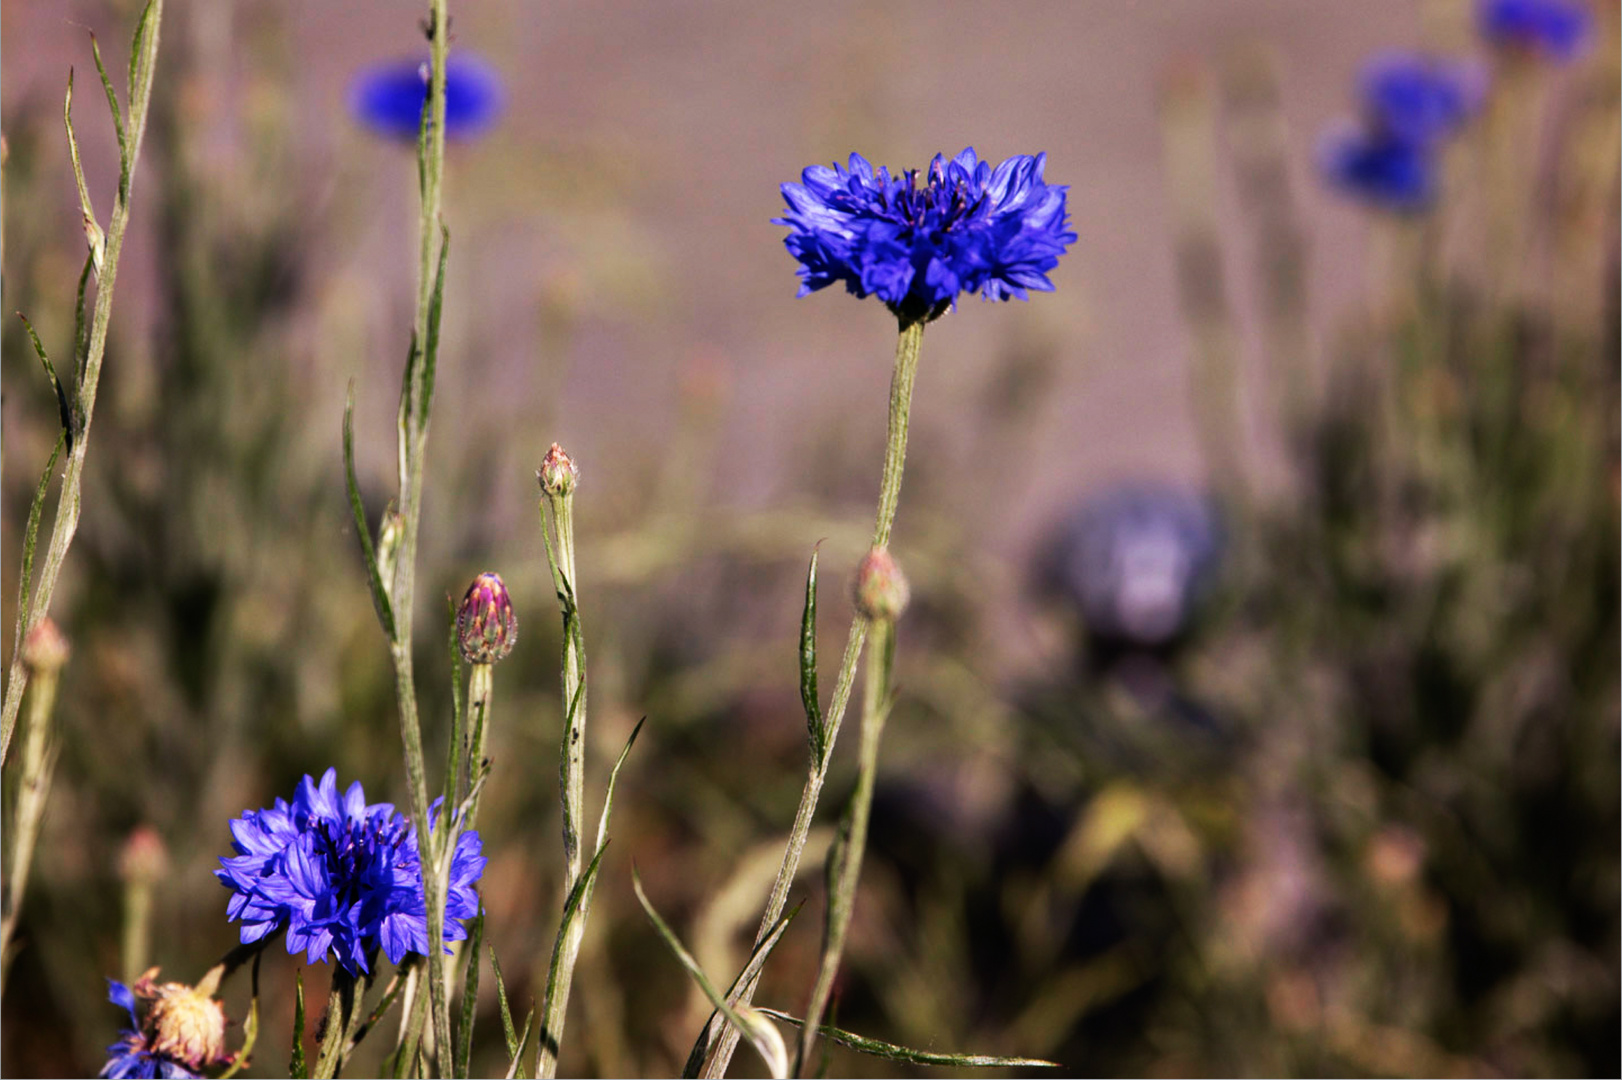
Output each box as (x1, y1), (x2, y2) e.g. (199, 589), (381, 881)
(489, 945), (519, 1060)
(290, 968), (308, 1080)
(397, 330), (420, 459)
(9, 433), (64, 680)
(63, 70), (102, 246)
(343, 382), (397, 641)
(593, 716), (645, 855)
(633, 870), (788, 1080)
(758, 1009), (1060, 1069)
(680, 902), (804, 1078)
(343, 968), (407, 1058)
(537, 845), (607, 1067)
(125, 0), (160, 175)
(18, 315), (75, 448)
(800, 547), (825, 760)
(72, 252), (93, 393)
(503, 1009), (534, 1080)
(87, 36), (127, 175)
(218, 952), (261, 1080)
(418, 223), (449, 429)
(455, 910), (484, 1079)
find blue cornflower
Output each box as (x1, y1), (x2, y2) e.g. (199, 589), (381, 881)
(1480, 0), (1592, 60)
(101, 975), (229, 1079)
(1360, 51), (1487, 145)
(1319, 123), (1437, 213)
(775, 147), (1076, 324)
(351, 55), (503, 141)
(216, 769), (486, 974)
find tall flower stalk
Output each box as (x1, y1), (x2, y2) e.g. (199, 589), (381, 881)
(1, 0), (164, 763)
(695, 147), (1074, 1077)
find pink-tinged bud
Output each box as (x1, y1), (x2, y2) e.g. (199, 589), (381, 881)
(133, 969), (231, 1072)
(118, 827), (170, 885)
(21, 618), (69, 674)
(457, 572), (517, 664)
(853, 547), (910, 622)
(537, 442), (580, 497)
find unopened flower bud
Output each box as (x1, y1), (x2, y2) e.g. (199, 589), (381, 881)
(119, 827), (170, 886)
(853, 547), (910, 622)
(457, 572), (517, 664)
(21, 618), (69, 674)
(537, 442), (579, 497)
(135, 971), (230, 1073)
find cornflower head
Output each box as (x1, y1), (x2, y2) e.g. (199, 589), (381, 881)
(1319, 123), (1439, 212)
(1479, 0), (1592, 60)
(216, 769), (485, 974)
(457, 571), (518, 664)
(101, 970), (230, 1079)
(1359, 51), (1487, 145)
(776, 147), (1076, 325)
(351, 54), (502, 141)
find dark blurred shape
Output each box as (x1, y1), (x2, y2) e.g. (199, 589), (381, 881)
(1480, 0), (1593, 60)
(1318, 124), (1438, 211)
(349, 54), (502, 141)
(1040, 484), (1222, 652)
(1359, 51), (1486, 144)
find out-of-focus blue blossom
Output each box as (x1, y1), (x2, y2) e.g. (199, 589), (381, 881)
(1361, 51), (1487, 144)
(216, 769), (486, 974)
(100, 981), (197, 1080)
(351, 55), (503, 141)
(1480, 0), (1592, 60)
(1042, 485), (1223, 649)
(775, 147), (1076, 324)
(1319, 123), (1438, 213)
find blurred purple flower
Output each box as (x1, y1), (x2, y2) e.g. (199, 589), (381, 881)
(216, 769), (485, 974)
(1319, 124), (1437, 213)
(351, 54), (503, 141)
(1360, 51), (1487, 144)
(776, 147), (1076, 325)
(1480, 0), (1592, 60)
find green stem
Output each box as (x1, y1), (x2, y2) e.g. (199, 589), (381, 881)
(699, 319), (923, 1078)
(313, 970), (368, 1079)
(794, 619), (892, 1075)
(0, 664), (62, 990)
(1, 0), (165, 764)
(464, 663), (493, 829)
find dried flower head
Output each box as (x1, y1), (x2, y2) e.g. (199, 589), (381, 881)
(457, 572), (518, 664)
(853, 547), (911, 623)
(100, 970), (230, 1079)
(538, 442), (580, 497)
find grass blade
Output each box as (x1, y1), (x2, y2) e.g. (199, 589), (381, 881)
(87, 35), (127, 177)
(343, 381), (397, 641)
(489, 945), (518, 1060)
(680, 901), (803, 1077)
(72, 253), (93, 393)
(800, 547), (825, 760)
(18, 315), (75, 449)
(538, 844), (608, 1070)
(759, 1009), (1060, 1069)
(633, 869), (789, 1079)
(504, 1009), (534, 1080)
(9, 432), (64, 679)
(125, 0), (160, 171)
(290, 968), (308, 1080)
(455, 910), (484, 1079)
(593, 716), (645, 855)
(63, 70), (103, 264)
(418, 223), (449, 428)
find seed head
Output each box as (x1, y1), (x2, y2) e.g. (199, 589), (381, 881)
(457, 572), (518, 664)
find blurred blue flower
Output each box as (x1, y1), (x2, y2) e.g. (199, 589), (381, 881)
(100, 981), (196, 1080)
(1360, 51), (1487, 144)
(1042, 485), (1223, 649)
(216, 769), (486, 974)
(775, 147), (1076, 324)
(1480, 0), (1592, 60)
(1320, 124), (1438, 212)
(351, 55), (503, 141)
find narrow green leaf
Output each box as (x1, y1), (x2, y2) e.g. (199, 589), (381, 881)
(488, 945), (518, 1060)
(418, 223), (449, 429)
(758, 1009), (1060, 1069)
(593, 716), (645, 855)
(538, 845), (608, 1064)
(800, 547), (825, 760)
(73, 252), (93, 392)
(679, 902), (804, 1077)
(634, 869), (789, 1079)
(343, 968), (407, 1059)
(218, 952), (261, 1080)
(10, 432), (64, 680)
(343, 382), (397, 641)
(87, 36), (127, 175)
(391, 967), (430, 1080)
(18, 315), (75, 449)
(126, 0), (159, 138)
(503, 1009), (533, 1080)
(397, 330), (420, 449)
(63, 70), (101, 243)
(455, 910), (484, 1079)
(290, 968), (309, 1080)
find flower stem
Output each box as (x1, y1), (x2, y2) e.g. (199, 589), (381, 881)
(536, 481), (591, 1078)
(313, 969), (372, 1079)
(463, 663), (494, 829)
(698, 319), (924, 1078)
(794, 618), (893, 1075)
(1, 0), (165, 764)
(0, 659), (62, 991)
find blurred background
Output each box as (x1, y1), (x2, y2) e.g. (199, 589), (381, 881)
(2, 0), (1617, 1075)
